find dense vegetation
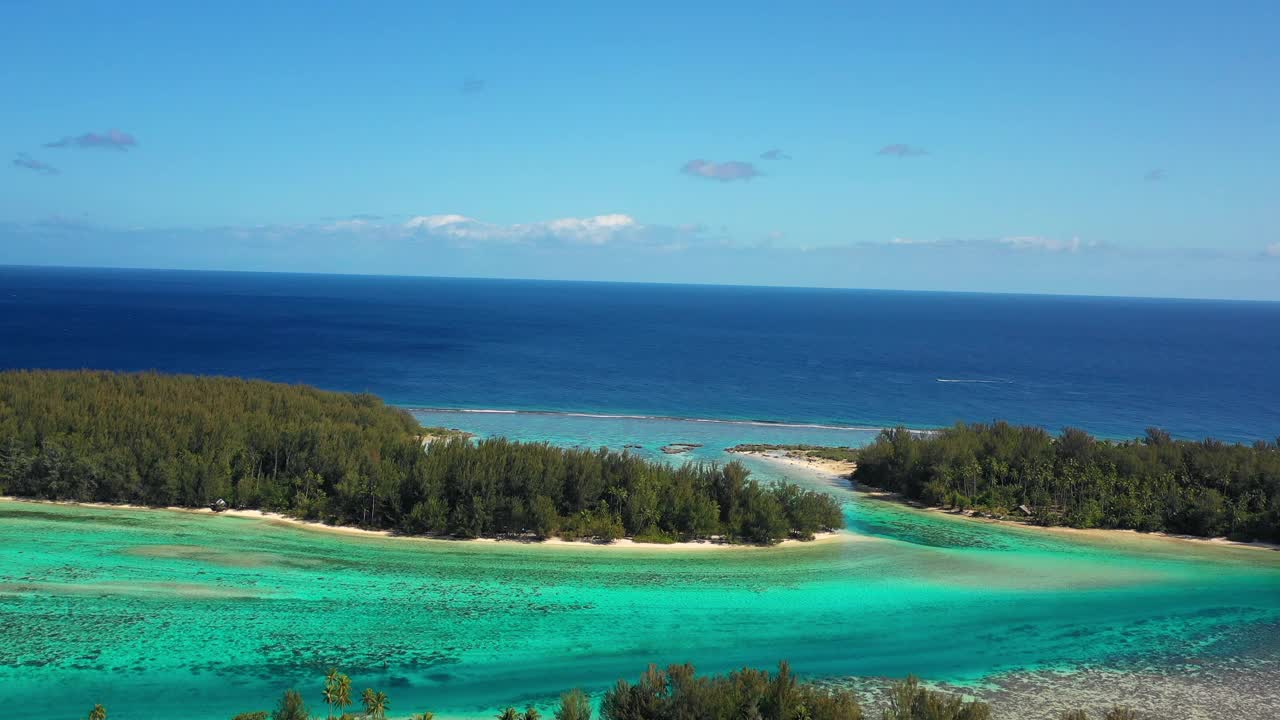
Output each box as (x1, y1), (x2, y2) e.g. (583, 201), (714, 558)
(853, 423), (1280, 542)
(0, 370), (842, 544)
(80, 663), (1145, 720)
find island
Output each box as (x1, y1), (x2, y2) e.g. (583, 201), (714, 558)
(724, 425), (1280, 544)
(0, 370), (842, 545)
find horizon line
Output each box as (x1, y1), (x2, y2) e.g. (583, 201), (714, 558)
(3, 262), (1277, 306)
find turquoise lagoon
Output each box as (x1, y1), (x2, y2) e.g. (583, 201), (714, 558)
(1, 411), (1277, 719)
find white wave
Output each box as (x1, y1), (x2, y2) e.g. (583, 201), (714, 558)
(407, 407), (897, 433)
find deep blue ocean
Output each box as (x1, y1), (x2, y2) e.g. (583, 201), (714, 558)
(2, 265), (1277, 442)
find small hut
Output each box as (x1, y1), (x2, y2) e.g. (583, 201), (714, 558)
(211, 498), (228, 512)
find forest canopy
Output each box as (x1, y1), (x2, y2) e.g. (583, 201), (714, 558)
(852, 422), (1280, 542)
(0, 370), (842, 544)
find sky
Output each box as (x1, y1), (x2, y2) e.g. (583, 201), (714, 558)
(2, 1), (1278, 299)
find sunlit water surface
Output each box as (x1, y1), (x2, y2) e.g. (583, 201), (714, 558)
(1, 412), (1277, 719)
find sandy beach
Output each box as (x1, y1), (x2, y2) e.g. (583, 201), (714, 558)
(726, 447), (857, 478)
(0, 496), (842, 552)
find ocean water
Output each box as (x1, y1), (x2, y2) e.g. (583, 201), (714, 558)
(3, 266), (1280, 718)
(2, 412), (1278, 720)
(2, 265), (1278, 441)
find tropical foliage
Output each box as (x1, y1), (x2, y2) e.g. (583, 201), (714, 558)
(362, 688), (389, 720)
(273, 690), (309, 720)
(602, 661), (865, 720)
(853, 423), (1280, 542)
(880, 675), (987, 720)
(555, 689), (593, 720)
(0, 370), (841, 544)
(77, 663), (1147, 720)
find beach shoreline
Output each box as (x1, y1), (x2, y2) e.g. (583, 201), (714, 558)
(853, 487), (1280, 553)
(727, 448), (1280, 553)
(726, 447), (857, 479)
(0, 496), (842, 552)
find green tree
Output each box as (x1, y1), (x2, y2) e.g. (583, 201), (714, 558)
(323, 669), (352, 720)
(88, 705), (107, 720)
(880, 676), (990, 720)
(529, 494), (560, 538)
(522, 707), (543, 720)
(335, 673), (353, 718)
(555, 689), (592, 720)
(498, 708), (520, 720)
(273, 690), (309, 720)
(362, 688), (389, 720)
(232, 713), (270, 720)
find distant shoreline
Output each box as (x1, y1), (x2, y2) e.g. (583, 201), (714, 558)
(0, 496), (842, 552)
(725, 449), (1280, 553)
(855, 488), (1280, 553)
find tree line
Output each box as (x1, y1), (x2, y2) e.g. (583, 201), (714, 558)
(78, 661), (1147, 720)
(0, 370), (842, 544)
(852, 422), (1280, 542)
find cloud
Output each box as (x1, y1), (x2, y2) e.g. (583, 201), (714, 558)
(44, 128), (137, 151)
(997, 235), (1093, 253)
(220, 212), (720, 251)
(1144, 168), (1167, 182)
(868, 235), (1097, 254)
(461, 78), (486, 94)
(401, 213), (702, 247)
(760, 149), (791, 160)
(12, 153), (58, 175)
(681, 159), (760, 182)
(877, 144), (928, 158)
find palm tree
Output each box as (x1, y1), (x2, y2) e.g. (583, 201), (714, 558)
(323, 668), (352, 720)
(335, 672), (353, 718)
(324, 668), (340, 720)
(363, 688), (390, 719)
(412, 713), (435, 720)
(522, 707), (542, 720)
(498, 707), (520, 720)
(87, 705), (107, 720)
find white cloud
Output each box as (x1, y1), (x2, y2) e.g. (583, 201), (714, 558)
(869, 235), (1097, 253)
(321, 219), (374, 232)
(404, 214), (475, 230)
(402, 213), (644, 246)
(998, 235), (1096, 253)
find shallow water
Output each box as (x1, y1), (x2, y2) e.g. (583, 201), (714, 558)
(2, 413), (1278, 719)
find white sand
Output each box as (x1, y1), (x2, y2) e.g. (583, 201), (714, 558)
(0, 496), (843, 552)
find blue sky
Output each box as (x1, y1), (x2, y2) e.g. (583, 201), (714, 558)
(3, 1), (1278, 299)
